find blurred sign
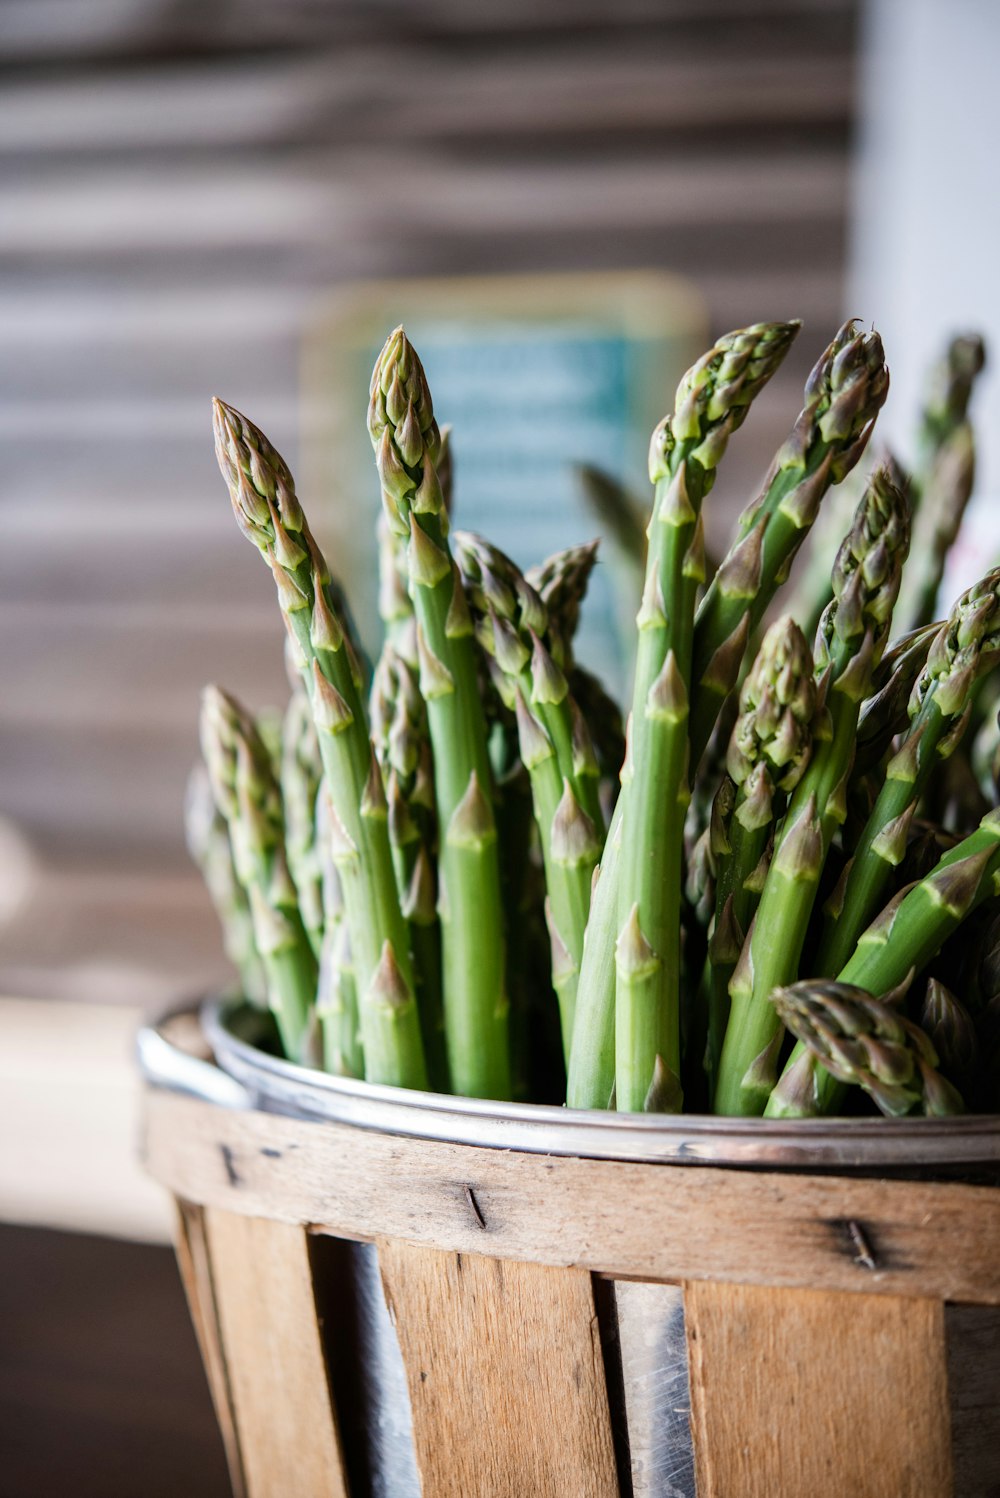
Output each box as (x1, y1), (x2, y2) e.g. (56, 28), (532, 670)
(303, 271), (707, 690)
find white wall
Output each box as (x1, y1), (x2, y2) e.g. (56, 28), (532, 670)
(850, 0), (1000, 590)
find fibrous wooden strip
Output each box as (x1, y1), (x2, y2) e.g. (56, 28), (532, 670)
(173, 1199), (246, 1498)
(378, 1241), (618, 1498)
(685, 1280), (952, 1498)
(144, 1093), (1000, 1305)
(203, 1209), (349, 1498)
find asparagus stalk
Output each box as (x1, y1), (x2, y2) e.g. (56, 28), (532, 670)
(767, 809), (1000, 1115)
(715, 463), (910, 1115)
(909, 333), (986, 518)
(184, 762), (267, 1004)
(525, 539), (600, 671)
(818, 567), (1000, 976)
(616, 320), (800, 1113)
(852, 621), (940, 778)
(367, 329), (509, 1099)
(770, 980), (964, 1117)
(690, 320), (889, 767)
(566, 806), (623, 1108)
(315, 787), (363, 1077)
(454, 531), (602, 1056)
(568, 665), (626, 822)
(370, 643), (447, 1090)
(890, 333), (985, 634)
(920, 977), (978, 1093)
(213, 398), (427, 1089)
(703, 617), (817, 1088)
(377, 424), (452, 667)
(456, 532), (604, 828)
(893, 423), (977, 635)
(200, 685), (318, 1058)
(280, 686), (325, 958)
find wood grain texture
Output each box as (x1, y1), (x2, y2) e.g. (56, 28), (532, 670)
(685, 1280), (953, 1498)
(144, 1093), (1000, 1304)
(173, 1199), (246, 1498)
(378, 1240), (618, 1498)
(203, 1209), (348, 1498)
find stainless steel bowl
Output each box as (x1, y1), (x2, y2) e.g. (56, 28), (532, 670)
(202, 995), (1000, 1174)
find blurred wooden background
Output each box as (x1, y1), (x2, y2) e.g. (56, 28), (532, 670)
(0, 0), (858, 1008)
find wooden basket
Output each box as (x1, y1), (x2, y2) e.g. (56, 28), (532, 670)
(140, 1006), (1000, 1498)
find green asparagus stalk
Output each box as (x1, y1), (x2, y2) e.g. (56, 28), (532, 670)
(315, 787), (363, 1077)
(818, 567), (1000, 976)
(566, 806), (623, 1109)
(767, 809), (1000, 1115)
(715, 463), (910, 1115)
(377, 424), (452, 667)
(704, 617), (817, 1088)
(184, 762), (267, 1004)
(920, 977), (978, 1092)
(890, 333), (985, 634)
(454, 530), (603, 1055)
(893, 423), (977, 635)
(370, 643), (447, 1090)
(200, 685), (318, 1058)
(280, 686), (325, 957)
(689, 320), (889, 767)
(782, 476), (860, 645)
(852, 621), (941, 778)
(616, 320), (799, 1113)
(367, 330), (509, 1099)
(770, 980), (965, 1117)
(525, 539), (600, 671)
(910, 333), (986, 518)
(456, 532), (604, 828)
(213, 398), (427, 1090)
(568, 665), (626, 821)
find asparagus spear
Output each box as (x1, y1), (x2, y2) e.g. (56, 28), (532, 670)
(770, 979), (964, 1117)
(909, 333), (986, 518)
(280, 686), (325, 958)
(852, 621), (940, 779)
(767, 809), (1000, 1115)
(370, 643), (447, 1090)
(690, 321), (889, 767)
(616, 320), (799, 1113)
(377, 424), (452, 667)
(213, 398), (427, 1090)
(184, 762), (267, 1005)
(893, 422), (977, 636)
(525, 539), (600, 671)
(200, 685), (318, 1059)
(818, 567), (1000, 976)
(715, 463), (910, 1115)
(455, 532), (604, 828)
(890, 333), (985, 634)
(703, 616), (817, 1088)
(920, 977), (978, 1093)
(454, 530), (602, 1056)
(367, 330), (509, 1099)
(568, 665), (626, 822)
(314, 787), (363, 1077)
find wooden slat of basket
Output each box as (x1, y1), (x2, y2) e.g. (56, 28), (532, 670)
(173, 1199), (246, 1498)
(378, 1241), (619, 1498)
(144, 1093), (1000, 1305)
(202, 1209), (349, 1498)
(685, 1280), (952, 1497)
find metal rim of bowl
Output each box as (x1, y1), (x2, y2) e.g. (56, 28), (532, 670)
(177, 996), (1000, 1170)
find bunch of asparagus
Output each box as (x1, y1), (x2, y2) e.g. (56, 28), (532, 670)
(191, 318), (1000, 1118)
